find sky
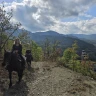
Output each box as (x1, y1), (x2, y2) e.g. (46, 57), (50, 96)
(0, 0), (96, 34)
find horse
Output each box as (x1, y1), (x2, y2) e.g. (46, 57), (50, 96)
(25, 50), (33, 68)
(25, 53), (33, 68)
(2, 50), (25, 88)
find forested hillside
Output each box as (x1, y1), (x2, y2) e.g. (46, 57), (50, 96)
(68, 34), (96, 47)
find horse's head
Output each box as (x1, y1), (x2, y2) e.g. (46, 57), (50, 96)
(2, 50), (11, 66)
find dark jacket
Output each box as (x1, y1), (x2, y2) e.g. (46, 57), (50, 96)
(12, 44), (22, 54)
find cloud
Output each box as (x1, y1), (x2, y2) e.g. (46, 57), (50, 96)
(2, 0), (96, 34)
(51, 17), (96, 34)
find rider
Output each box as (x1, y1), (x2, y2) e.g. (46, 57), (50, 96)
(12, 38), (25, 65)
(12, 38), (22, 61)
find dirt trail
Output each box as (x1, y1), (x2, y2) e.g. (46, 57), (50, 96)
(0, 61), (96, 96)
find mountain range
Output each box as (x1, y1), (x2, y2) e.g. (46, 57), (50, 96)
(13, 30), (96, 60)
(68, 34), (96, 46)
(68, 34), (96, 40)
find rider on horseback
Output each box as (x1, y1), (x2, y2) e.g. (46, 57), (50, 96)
(6, 38), (25, 70)
(2, 39), (25, 87)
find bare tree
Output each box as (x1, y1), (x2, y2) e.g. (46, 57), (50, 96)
(0, 4), (21, 52)
(43, 38), (51, 60)
(18, 29), (31, 49)
(43, 38), (61, 61)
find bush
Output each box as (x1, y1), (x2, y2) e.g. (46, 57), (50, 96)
(57, 57), (65, 66)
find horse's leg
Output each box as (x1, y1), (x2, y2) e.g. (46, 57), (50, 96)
(9, 71), (12, 88)
(27, 62), (29, 69)
(29, 61), (31, 68)
(18, 70), (23, 83)
(27, 61), (28, 68)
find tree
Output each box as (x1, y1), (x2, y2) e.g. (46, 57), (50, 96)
(61, 41), (79, 69)
(50, 40), (60, 61)
(43, 38), (61, 61)
(71, 41), (79, 61)
(31, 41), (43, 61)
(63, 48), (72, 63)
(71, 41), (79, 70)
(0, 4), (21, 52)
(18, 29), (31, 52)
(43, 38), (51, 60)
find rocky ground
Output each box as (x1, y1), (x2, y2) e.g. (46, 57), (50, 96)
(0, 61), (96, 96)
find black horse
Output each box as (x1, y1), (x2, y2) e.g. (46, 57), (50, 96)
(25, 50), (33, 68)
(2, 50), (25, 88)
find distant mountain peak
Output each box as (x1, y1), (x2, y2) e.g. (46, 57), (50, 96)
(33, 30), (62, 36)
